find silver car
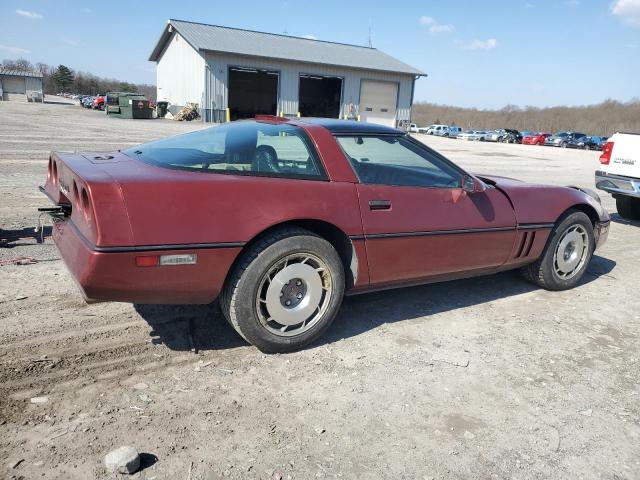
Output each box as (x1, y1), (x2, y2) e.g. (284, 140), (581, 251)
(458, 130), (489, 141)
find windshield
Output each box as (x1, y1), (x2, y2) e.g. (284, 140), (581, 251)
(124, 121), (325, 179)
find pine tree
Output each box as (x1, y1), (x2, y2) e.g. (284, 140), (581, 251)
(52, 65), (75, 92)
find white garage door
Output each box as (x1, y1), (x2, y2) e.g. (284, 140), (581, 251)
(2, 76), (26, 94)
(359, 80), (398, 127)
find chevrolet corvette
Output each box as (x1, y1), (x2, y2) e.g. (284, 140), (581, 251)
(41, 116), (610, 352)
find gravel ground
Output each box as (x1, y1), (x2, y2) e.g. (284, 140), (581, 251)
(1, 99), (638, 480)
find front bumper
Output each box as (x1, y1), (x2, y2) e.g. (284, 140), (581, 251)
(594, 220), (610, 250)
(52, 219), (241, 304)
(595, 170), (640, 198)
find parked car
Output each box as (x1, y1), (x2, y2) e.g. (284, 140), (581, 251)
(408, 123), (419, 133)
(522, 132), (551, 145)
(566, 136), (605, 150)
(41, 117), (610, 352)
(499, 129), (523, 144)
(447, 126), (463, 138)
(458, 131), (484, 141)
(545, 132), (587, 147)
(425, 124), (450, 136)
(595, 133), (640, 220)
(82, 96), (96, 108)
(466, 130), (491, 141)
(590, 136), (608, 150)
(92, 95), (106, 110)
(486, 130), (504, 142)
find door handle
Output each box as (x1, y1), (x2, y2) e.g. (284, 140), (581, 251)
(369, 200), (391, 210)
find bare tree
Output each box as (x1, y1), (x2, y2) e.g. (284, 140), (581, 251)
(412, 101), (640, 136)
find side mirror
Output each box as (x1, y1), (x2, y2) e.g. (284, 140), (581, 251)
(462, 175), (487, 194)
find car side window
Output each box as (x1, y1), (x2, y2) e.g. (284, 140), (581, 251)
(125, 122), (325, 180)
(336, 135), (462, 189)
(256, 131), (321, 177)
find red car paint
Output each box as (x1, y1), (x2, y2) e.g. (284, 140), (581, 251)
(522, 133), (550, 145)
(93, 96), (105, 110)
(42, 118), (610, 304)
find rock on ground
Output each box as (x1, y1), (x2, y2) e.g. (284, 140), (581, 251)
(104, 446), (140, 474)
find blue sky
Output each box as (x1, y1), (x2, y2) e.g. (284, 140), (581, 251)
(1, 0), (639, 108)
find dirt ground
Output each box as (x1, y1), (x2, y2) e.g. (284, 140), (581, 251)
(1, 99), (639, 480)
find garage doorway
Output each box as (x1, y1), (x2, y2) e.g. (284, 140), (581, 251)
(298, 74), (342, 118)
(228, 67), (279, 120)
(359, 80), (398, 127)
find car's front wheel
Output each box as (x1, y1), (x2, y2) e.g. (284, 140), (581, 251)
(221, 227), (345, 353)
(521, 210), (594, 291)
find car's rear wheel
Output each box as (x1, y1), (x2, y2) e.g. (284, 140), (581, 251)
(221, 227), (345, 353)
(615, 195), (640, 220)
(520, 210), (594, 291)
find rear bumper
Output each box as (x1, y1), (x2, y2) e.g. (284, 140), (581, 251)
(595, 170), (640, 198)
(53, 219), (241, 304)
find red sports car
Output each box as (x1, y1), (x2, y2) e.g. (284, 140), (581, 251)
(41, 117), (610, 352)
(522, 132), (550, 145)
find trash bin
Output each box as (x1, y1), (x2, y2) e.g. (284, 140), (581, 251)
(156, 101), (169, 118)
(106, 93), (153, 119)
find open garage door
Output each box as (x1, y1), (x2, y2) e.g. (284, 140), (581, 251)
(359, 80), (398, 127)
(228, 67), (279, 121)
(298, 74), (342, 118)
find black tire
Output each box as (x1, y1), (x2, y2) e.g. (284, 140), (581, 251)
(615, 196), (640, 220)
(561, 142), (567, 148)
(520, 210), (595, 291)
(220, 227), (345, 353)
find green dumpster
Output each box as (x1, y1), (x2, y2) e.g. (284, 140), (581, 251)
(106, 92), (153, 119)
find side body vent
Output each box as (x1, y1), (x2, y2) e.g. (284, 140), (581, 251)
(514, 231), (536, 259)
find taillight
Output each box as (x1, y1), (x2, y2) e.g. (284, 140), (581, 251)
(81, 187), (92, 221)
(599, 142), (614, 165)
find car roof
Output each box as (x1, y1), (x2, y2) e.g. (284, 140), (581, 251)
(295, 117), (402, 134)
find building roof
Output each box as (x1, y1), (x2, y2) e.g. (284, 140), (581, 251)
(0, 67), (43, 78)
(149, 19), (426, 77)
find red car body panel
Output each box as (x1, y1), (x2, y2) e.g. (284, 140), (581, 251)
(42, 118), (610, 304)
(522, 133), (549, 145)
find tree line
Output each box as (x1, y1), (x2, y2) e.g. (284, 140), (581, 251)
(1, 58), (156, 99)
(411, 100), (640, 136)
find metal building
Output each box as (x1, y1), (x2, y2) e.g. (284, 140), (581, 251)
(149, 19), (425, 127)
(0, 68), (44, 102)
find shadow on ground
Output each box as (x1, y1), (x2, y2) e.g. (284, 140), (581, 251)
(134, 255), (616, 353)
(0, 226), (52, 247)
(610, 212), (640, 227)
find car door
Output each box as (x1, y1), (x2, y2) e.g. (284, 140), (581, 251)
(335, 134), (517, 286)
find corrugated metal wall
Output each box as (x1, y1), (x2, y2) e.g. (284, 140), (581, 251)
(202, 52), (415, 124)
(25, 77), (43, 93)
(156, 32), (205, 110)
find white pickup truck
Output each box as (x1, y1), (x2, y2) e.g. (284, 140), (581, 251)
(595, 132), (640, 220)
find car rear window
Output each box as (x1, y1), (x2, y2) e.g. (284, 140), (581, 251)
(124, 121), (326, 180)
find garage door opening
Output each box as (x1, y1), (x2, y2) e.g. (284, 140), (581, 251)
(298, 74), (342, 118)
(228, 67), (279, 121)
